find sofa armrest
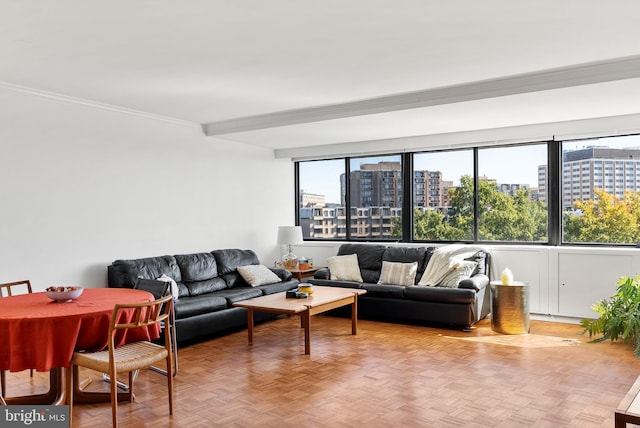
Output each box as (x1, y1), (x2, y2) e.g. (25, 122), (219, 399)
(313, 267), (331, 280)
(270, 267), (293, 282)
(458, 274), (489, 292)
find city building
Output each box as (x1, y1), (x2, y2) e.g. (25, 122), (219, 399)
(538, 147), (640, 209)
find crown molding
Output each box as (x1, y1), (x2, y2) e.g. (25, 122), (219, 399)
(203, 55), (640, 136)
(0, 81), (200, 129)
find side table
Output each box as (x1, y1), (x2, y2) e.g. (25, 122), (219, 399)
(490, 281), (530, 334)
(286, 266), (324, 281)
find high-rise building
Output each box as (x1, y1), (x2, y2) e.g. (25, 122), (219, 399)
(344, 162), (403, 208)
(539, 147), (640, 209)
(343, 161), (449, 208)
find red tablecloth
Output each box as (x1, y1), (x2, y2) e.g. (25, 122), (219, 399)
(0, 288), (159, 372)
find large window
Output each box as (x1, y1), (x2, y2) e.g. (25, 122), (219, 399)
(296, 134), (640, 246)
(349, 155), (402, 240)
(298, 159), (345, 240)
(297, 155), (402, 240)
(477, 144), (548, 242)
(412, 150), (474, 240)
(562, 135), (640, 244)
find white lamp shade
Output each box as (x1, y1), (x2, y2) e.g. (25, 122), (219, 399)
(277, 226), (303, 245)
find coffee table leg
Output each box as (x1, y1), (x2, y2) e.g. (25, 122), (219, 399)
(302, 309), (311, 355)
(351, 295), (358, 335)
(247, 308), (254, 345)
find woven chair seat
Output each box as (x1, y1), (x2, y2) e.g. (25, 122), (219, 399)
(72, 341), (168, 374)
(65, 295), (174, 428)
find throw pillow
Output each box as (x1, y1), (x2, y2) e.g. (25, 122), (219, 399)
(327, 254), (363, 282)
(237, 265), (282, 287)
(438, 260), (478, 288)
(378, 261), (418, 286)
(157, 274), (180, 300)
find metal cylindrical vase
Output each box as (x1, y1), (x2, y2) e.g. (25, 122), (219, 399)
(490, 281), (530, 334)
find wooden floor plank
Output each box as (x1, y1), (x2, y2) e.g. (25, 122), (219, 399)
(4, 317), (640, 427)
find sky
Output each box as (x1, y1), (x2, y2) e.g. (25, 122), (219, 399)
(299, 144), (546, 204)
(299, 135), (640, 204)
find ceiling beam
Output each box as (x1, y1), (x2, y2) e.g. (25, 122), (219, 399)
(202, 55), (640, 136)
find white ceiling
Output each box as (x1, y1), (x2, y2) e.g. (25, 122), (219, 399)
(2, 1), (640, 154)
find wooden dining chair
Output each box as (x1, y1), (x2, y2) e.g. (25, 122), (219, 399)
(65, 295), (174, 428)
(133, 278), (179, 376)
(0, 280), (34, 397)
(103, 278), (179, 391)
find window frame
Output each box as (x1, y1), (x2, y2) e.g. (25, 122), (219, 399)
(295, 135), (640, 247)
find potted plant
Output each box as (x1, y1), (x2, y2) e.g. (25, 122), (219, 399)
(581, 275), (640, 357)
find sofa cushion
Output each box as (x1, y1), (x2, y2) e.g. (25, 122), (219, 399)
(403, 286), (476, 304)
(212, 249), (260, 275)
(109, 255), (182, 288)
(382, 247), (430, 271)
(338, 244), (386, 271)
(213, 288), (263, 306)
(327, 254), (363, 282)
(362, 284), (406, 299)
(237, 264), (282, 287)
(174, 294), (228, 319)
(308, 278), (363, 289)
(255, 280), (300, 296)
(377, 261), (418, 286)
(438, 260), (477, 288)
(184, 277), (227, 296)
(175, 252), (218, 282)
(270, 268), (293, 282)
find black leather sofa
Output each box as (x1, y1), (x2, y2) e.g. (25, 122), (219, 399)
(108, 249), (299, 344)
(309, 244), (491, 330)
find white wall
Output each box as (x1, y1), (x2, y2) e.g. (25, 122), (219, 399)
(0, 88), (293, 290)
(3, 86), (639, 319)
(296, 242), (640, 320)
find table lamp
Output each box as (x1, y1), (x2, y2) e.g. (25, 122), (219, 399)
(277, 226), (303, 269)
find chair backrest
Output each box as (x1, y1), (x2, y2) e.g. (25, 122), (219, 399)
(0, 280), (32, 297)
(133, 278), (171, 299)
(110, 295), (172, 333)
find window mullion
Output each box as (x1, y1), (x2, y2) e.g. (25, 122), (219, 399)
(473, 148), (479, 242)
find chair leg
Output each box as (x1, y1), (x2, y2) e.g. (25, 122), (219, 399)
(1, 370), (5, 398)
(166, 355), (173, 415)
(128, 372), (134, 403)
(109, 369), (119, 428)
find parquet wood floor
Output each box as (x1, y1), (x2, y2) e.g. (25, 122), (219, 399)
(5, 316), (640, 427)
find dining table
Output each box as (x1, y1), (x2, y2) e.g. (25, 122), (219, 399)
(0, 287), (159, 405)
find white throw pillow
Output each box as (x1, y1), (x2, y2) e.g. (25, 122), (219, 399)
(327, 254), (363, 282)
(156, 274), (180, 300)
(378, 261), (418, 286)
(438, 260), (477, 288)
(237, 265), (282, 287)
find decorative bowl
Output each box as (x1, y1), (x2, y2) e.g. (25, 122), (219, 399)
(298, 284), (314, 295)
(45, 286), (83, 302)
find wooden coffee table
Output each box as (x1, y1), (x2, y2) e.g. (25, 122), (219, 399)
(233, 286), (366, 355)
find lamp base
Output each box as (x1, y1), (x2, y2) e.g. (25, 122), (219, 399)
(282, 254), (298, 269)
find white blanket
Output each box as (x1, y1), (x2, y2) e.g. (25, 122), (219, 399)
(418, 244), (486, 286)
